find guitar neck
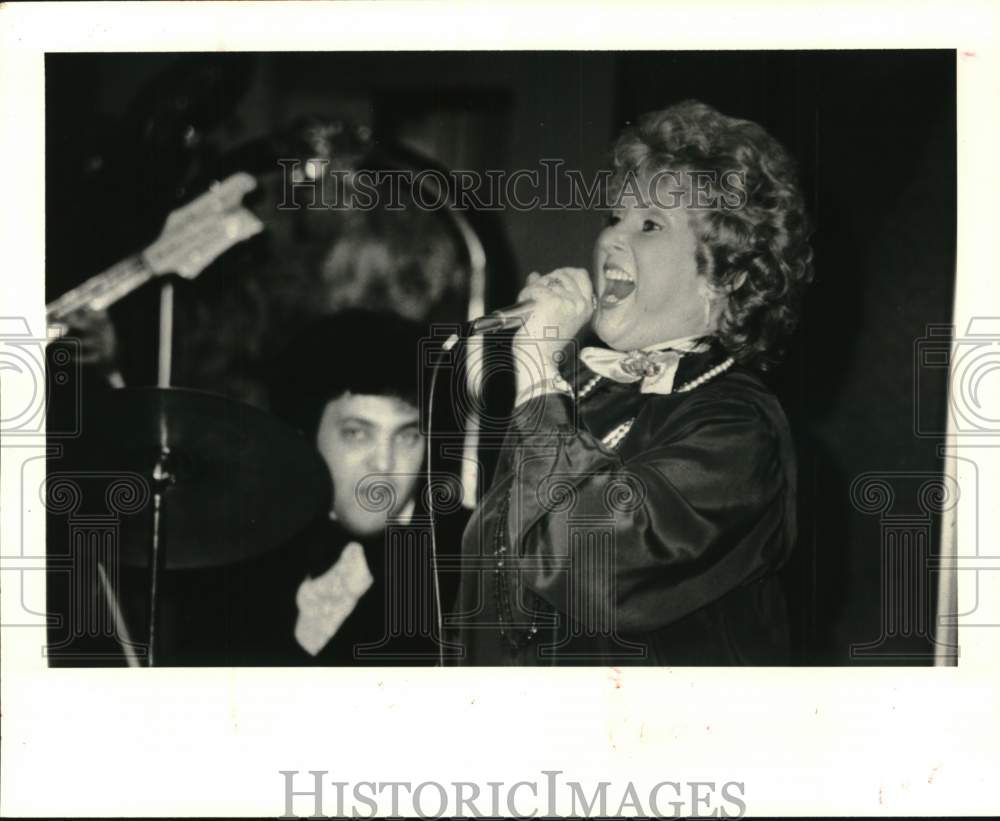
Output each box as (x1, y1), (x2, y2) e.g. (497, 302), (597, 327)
(46, 173), (264, 325)
(47, 254), (156, 321)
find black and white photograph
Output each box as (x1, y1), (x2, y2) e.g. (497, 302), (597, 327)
(2, 2), (998, 818)
(41, 48), (956, 669)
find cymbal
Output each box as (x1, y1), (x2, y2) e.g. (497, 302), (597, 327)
(60, 387), (331, 570)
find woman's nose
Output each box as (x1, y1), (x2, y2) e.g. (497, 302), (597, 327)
(597, 229), (628, 256)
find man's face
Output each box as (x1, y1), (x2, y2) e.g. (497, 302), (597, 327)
(315, 393), (425, 537)
(592, 174), (718, 351)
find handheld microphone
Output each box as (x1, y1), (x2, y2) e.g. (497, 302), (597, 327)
(465, 300), (535, 335)
(443, 290), (596, 351)
(440, 300), (534, 352)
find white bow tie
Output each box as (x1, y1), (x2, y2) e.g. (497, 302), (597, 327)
(578, 336), (709, 395)
(294, 541), (373, 656)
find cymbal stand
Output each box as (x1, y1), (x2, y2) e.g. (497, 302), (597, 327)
(147, 278), (175, 666)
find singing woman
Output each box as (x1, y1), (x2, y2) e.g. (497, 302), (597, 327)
(452, 100), (814, 665)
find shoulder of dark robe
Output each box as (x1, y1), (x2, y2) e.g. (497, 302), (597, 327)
(638, 364), (797, 575)
(537, 357), (799, 575)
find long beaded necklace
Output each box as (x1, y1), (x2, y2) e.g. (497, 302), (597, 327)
(493, 489), (539, 649)
(493, 354), (736, 651)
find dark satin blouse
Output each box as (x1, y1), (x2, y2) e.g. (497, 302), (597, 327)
(449, 346), (797, 666)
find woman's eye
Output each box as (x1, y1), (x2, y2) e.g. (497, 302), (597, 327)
(606, 214), (621, 226)
(642, 219), (663, 232)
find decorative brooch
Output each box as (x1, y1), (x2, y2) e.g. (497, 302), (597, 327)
(619, 350), (665, 379)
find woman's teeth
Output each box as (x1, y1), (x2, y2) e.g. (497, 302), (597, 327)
(601, 267), (636, 305)
(605, 267), (635, 282)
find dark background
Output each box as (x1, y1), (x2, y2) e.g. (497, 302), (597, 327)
(46, 50), (956, 664)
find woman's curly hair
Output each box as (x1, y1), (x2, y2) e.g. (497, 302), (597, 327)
(611, 100), (814, 370)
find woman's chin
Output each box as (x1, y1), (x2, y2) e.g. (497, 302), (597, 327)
(593, 310), (634, 351)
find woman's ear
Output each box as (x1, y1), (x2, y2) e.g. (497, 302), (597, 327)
(698, 278), (730, 329)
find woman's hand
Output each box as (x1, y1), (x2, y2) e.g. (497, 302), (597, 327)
(512, 267), (595, 400)
(517, 268), (595, 342)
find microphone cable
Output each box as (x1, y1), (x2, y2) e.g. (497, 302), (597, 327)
(427, 331), (462, 667)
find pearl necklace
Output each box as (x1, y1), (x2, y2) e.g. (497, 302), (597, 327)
(595, 356), (736, 449)
(674, 356), (736, 393)
(578, 373), (603, 400)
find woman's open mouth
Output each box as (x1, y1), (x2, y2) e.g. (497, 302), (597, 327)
(600, 266), (636, 307)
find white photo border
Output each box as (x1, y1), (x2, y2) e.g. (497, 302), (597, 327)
(2, 1), (998, 817)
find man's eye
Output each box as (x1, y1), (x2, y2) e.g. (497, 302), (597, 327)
(397, 429), (422, 447)
(642, 219), (663, 232)
(340, 426), (368, 442)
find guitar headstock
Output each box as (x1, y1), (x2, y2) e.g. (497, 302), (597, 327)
(143, 172), (265, 279)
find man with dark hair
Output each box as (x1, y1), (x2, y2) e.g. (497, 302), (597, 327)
(220, 308), (465, 665)
(270, 309), (428, 538)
